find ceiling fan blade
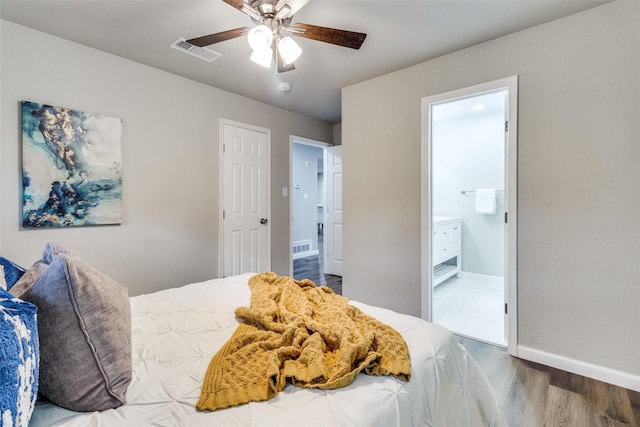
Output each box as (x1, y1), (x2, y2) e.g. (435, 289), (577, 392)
(223, 0), (265, 22)
(275, 0), (310, 19)
(273, 39), (295, 73)
(290, 23), (366, 49)
(276, 54), (296, 73)
(186, 27), (251, 47)
(222, 0), (248, 10)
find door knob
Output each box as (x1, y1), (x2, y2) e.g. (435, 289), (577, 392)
(260, 218), (268, 225)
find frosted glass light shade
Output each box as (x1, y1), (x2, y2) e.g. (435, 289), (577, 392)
(248, 25), (273, 51)
(250, 47), (273, 68)
(277, 37), (302, 65)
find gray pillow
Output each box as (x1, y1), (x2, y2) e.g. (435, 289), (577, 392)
(41, 240), (73, 264)
(8, 241), (72, 299)
(21, 253), (132, 411)
(9, 261), (47, 299)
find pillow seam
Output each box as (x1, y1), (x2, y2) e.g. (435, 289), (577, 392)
(62, 258), (126, 405)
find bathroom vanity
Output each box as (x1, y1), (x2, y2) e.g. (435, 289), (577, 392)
(433, 216), (462, 286)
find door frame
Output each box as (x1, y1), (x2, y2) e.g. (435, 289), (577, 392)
(288, 135), (330, 276)
(218, 118), (271, 277)
(420, 75), (518, 354)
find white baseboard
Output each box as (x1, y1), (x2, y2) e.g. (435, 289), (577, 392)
(460, 271), (504, 281)
(517, 345), (640, 392)
(292, 250), (319, 260)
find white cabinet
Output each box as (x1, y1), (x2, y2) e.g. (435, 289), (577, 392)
(433, 216), (462, 286)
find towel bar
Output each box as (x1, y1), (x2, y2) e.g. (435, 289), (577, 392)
(460, 189), (504, 195)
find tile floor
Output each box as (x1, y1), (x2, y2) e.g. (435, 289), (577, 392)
(432, 273), (506, 346)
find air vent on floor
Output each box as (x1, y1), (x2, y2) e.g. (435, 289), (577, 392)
(170, 38), (222, 63)
(293, 240), (312, 255)
(293, 239), (319, 260)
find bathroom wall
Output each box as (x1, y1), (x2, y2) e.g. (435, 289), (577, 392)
(432, 101), (505, 277)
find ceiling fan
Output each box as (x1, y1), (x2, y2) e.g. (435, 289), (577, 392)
(186, 0), (367, 73)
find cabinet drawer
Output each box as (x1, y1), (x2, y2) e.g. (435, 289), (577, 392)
(438, 223), (460, 241)
(441, 239), (460, 259)
(432, 221), (461, 263)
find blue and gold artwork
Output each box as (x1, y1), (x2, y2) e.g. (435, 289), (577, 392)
(21, 101), (123, 227)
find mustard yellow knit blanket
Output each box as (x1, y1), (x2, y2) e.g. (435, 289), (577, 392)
(196, 272), (411, 412)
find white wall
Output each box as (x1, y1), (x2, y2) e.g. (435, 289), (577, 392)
(343, 1), (639, 385)
(432, 109), (505, 276)
(0, 20), (333, 295)
(292, 143), (323, 253)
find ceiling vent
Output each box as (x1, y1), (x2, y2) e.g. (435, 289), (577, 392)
(170, 38), (222, 62)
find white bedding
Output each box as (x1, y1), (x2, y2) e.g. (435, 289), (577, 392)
(30, 273), (505, 426)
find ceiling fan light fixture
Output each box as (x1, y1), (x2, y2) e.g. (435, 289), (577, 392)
(248, 25), (273, 51)
(250, 46), (273, 68)
(277, 36), (302, 65)
(188, 0), (367, 72)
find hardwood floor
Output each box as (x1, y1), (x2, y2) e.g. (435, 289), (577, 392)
(292, 231), (342, 294)
(458, 336), (640, 426)
(294, 243), (639, 426)
(293, 255), (342, 294)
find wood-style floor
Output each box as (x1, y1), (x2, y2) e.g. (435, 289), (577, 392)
(459, 336), (640, 426)
(294, 244), (640, 426)
(292, 231), (342, 295)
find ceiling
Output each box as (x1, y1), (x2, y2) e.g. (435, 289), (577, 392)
(0, 0), (609, 124)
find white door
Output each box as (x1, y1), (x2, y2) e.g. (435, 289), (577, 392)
(324, 146), (343, 276)
(221, 121), (270, 276)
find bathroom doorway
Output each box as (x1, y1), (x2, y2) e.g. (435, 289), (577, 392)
(421, 76), (518, 351)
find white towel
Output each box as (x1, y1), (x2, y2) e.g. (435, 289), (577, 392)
(475, 188), (496, 215)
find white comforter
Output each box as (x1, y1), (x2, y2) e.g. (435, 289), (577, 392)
(30, 273), (505, 426)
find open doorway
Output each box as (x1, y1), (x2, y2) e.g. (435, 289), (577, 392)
(421, 76), (518, 351)
(290, 137), (342, 294)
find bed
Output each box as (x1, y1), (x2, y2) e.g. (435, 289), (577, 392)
(3, 244), (505, 426)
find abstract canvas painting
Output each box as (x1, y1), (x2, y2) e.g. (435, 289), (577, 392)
(21, 101), (123, 227)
